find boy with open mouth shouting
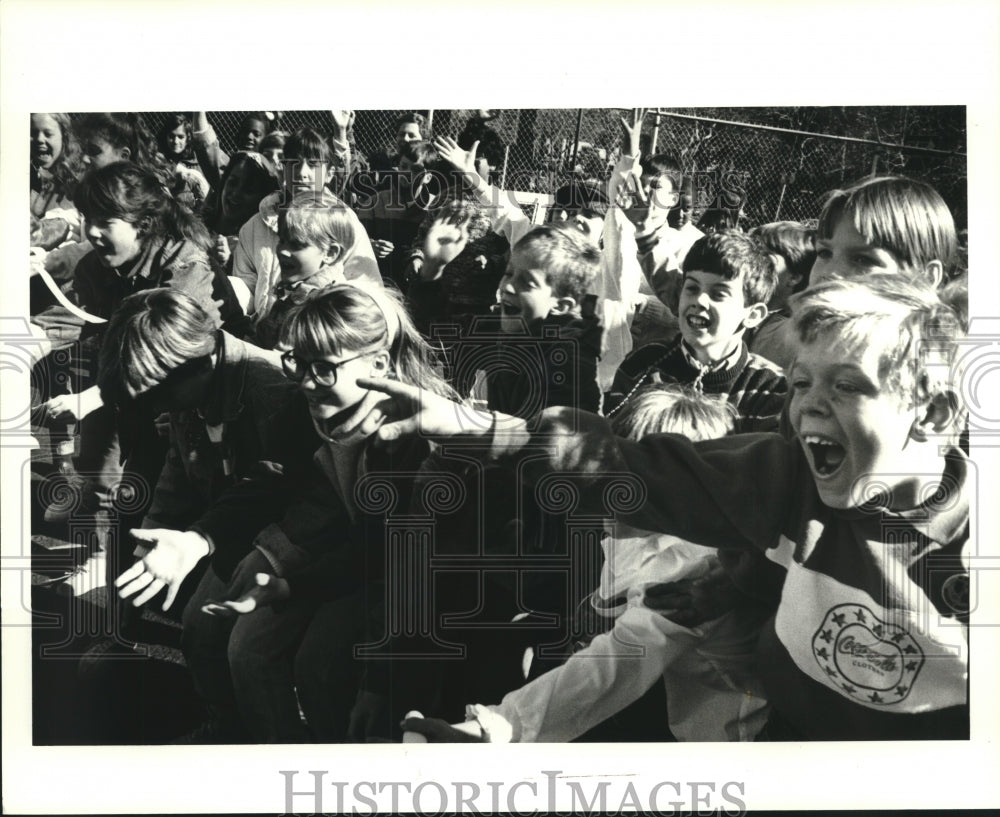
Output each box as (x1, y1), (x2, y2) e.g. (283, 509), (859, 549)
(349, 272), (970, 741)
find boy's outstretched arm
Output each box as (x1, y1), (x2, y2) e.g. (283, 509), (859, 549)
(356, 378), (794, 552)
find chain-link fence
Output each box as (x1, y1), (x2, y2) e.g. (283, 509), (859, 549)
(70, 107), (967, 230)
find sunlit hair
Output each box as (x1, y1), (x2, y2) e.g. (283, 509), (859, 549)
(683, 229), (777, 306)
(157, 113), (195, 162)
(512, 224), (602, 302)
(278, 191), (355, 260)
(816, 176), (957, 284)
(97, 288), (218, 404)
(789, 273), (965, 412)
(74, 161), (211, 250)
(609, 383), (736, 442)
(278, 283), (460, 401)
(750, 220), (816, 296)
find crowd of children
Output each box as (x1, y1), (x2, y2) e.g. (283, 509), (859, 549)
(28, 109), (971, 744)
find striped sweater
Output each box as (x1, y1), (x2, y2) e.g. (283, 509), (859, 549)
(607, 334), (788, 433)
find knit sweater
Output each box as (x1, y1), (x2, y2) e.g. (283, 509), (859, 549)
(608, 334), (788, 433)
(486, 408), (970, 740)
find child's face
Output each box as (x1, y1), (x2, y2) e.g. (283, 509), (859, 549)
(397, 156), (422, 193)
(84, 216), (144, 269)
(239, 118), (267, 152)
(31, 114), (63, 170)
(812, 213), (906, 286)
(678, 269), (761, 363)
(640, 173), (679, 228)
(497, 247), (562, 332)
(789, 332), (927, 510)
(548, 209), (604, 247)
(395, 122), (422, 154)
(294, 347), (389, 428)
(276, 244), (334, 297)
(166, 125), (187, 157)
(82, 136), (128, 168)
(220, 163), (265, 232)
(288, 158), (334, 197)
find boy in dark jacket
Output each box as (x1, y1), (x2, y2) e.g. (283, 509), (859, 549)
(607, 230), (787, 434)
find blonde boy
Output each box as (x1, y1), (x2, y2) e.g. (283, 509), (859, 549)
(363, 273), (969, 741)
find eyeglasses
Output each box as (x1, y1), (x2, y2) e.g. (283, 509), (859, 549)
(281, 349), (381, 387)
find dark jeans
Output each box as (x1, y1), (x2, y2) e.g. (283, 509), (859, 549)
(181, 568), (364, 743)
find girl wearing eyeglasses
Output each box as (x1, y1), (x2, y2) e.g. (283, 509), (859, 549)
(169, 281), (463, 743)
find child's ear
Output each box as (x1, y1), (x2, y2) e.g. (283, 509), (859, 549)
(323, 242), (344, 266)
(119, 147), (131, 161)
(924, 260), (944, 289)
(908, 389), (960, 443)
(740, 301), (770, 330)
(368, 350), (392, 376)
(551, 296), (578, 316)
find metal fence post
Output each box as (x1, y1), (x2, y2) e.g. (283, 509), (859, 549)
(570, 108), (583, 170)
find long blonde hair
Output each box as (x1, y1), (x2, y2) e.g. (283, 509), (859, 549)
(278, 282), (460, 401)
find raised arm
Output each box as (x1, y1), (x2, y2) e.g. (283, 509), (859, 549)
(434, 135), (533, 248)
(191, 111), (229, 190)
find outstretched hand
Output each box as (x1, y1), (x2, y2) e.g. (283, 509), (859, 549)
(201, 572), (290, 618)
(353, 377), (495, 443)
(116, 528), (212, 611)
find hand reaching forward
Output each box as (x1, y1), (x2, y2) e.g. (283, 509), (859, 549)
(115, 529), (212, 611)
(352, 376), (496, 443)
(201, 572), (290, 618)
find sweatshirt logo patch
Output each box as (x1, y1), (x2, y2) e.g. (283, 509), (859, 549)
(812, 604), (924, 705)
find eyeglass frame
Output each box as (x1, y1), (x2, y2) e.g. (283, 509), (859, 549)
(280, 348), (385, 387)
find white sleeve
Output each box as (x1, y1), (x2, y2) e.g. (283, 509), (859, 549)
(342, 209), (383, 287)
(477, 184), (533, 248)
(492, 606), (700, 742)
(595, 208), (642, 392)
(231, 218), (260, 308)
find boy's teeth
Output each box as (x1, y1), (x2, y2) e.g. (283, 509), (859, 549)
(803, 435), (846, 475)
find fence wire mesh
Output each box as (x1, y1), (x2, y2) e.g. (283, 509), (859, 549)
(70, 107), (967, 230)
